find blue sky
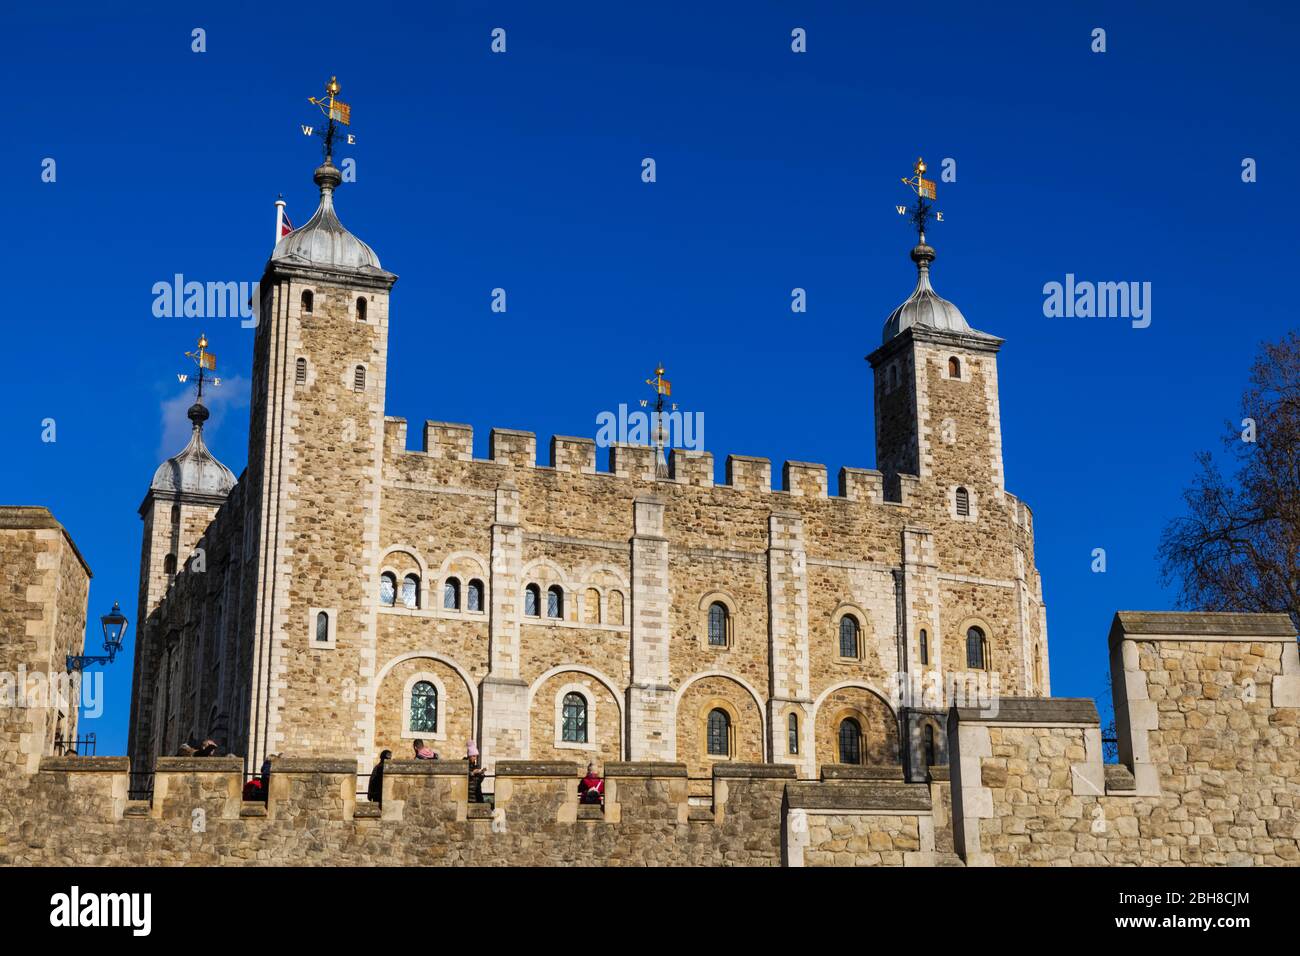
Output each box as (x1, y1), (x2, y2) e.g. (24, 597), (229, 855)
(3, 1), (1296, 754)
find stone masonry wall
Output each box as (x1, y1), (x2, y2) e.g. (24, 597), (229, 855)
(949, 613), (1300, 866)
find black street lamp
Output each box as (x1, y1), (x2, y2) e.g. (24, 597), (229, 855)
(66, 601), (129, 672)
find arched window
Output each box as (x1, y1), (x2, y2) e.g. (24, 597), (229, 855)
(707, 602), (729, 647)
(402, 574), (420, 609)
(314, 611), (329, 643)
(607, 590), (624, 625)
(839, 718), (863, 765)
(170, 504), (180, 524)
(409, 680), (437, 733)
(295, 357), (307, 385)
(583, 588), (601, 624)
(524, 584), (540, 617)
(924, 724), (936, 767)
(301, 289), (314, 314)
(919, 629), (929, 666)
(966, 626), (988, 670)
(955, 486), (970, 517)
(379, 572), (396, 606)
(707, 709), (730, 757)
(443, 577), (461, 610)
(547, 585), (564, 619)
(561, 692), (587, 744)
(788, 712), (799, 755)
(356, 296), (367, 322)
(164, 553), (177, 576)
(1034, 644), (1043, 689)
(354, 365), (366, 391)
(839, 615), (860, 659)
(948, 355), (961, 377)
(467, 579), (484, 613)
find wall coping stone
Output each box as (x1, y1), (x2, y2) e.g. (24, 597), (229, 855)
(155, 756), (243, 773)
(39, 756), (129, 773)
(605, 762), (688, 778)
(1110, 611), (1296, 645)
(495, 760), (581, 778)
(949, 697), (1099, 727)
(713, 762), (796, 780)
(786, 781), (932, 812)
(383, 759), (472, 776)
(271, 757), (356, 774)
(821, 764), (905, 781)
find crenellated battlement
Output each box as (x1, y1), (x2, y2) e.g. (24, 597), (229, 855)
(8, 609), (1297, 867)
(379, 416), (964, 515)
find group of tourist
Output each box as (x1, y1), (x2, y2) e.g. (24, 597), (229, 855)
(364, 744), (604, 809)
(176, 738), (222, 758)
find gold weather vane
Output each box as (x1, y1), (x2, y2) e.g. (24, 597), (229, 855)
(643, 365), (676, 478)
(302, 75), (356, 161)
(896, 157), (944, 244)
(179, 333), (221, 402)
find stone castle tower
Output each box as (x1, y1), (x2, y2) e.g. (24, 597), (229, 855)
(240, 158), (396, 763)
(128, 397), (235, 765)
(129, 155), (1049, 789)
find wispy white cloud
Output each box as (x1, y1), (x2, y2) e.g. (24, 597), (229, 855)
(158, 375), (250, 460)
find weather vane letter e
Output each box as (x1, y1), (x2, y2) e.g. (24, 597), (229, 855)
(896, 157), (944, 245)
(302, 75), (355, 161)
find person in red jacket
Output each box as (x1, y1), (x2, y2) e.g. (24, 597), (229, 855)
(578, 763), (604, 805)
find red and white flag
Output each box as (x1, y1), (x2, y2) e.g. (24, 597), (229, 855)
(274, 198), (294, 248)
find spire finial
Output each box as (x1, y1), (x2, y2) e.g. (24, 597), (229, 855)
(306, 74), (353, 165)
(898, 156), (943, 248)
(645, 364), (673, 479)
(181, 334), (221, 428)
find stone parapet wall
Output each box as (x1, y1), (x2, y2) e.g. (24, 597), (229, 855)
(948, 613), (1300, 866)
(0, 759), (792, 867)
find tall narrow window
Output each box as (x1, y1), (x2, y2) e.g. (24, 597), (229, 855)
(164, 553), (177, 576)
(301, 290), (314, 314)
(524, 584), (540, 617)
(708, 602), (729, 647)
(402, 574), (420, 609)
(924, 725), (936, 767)
(547, 585), (564, 619)
(948, 356), (961, 377)
(583, 588), (601, 624)
(467, 579), (484, 613)
(607, 590), (624, 626)
(966, 626), (987, 670)
(707, 709), (730, 757)
(295, 357), (307, 385)
(443, 577), (461, 610)
(561, 692), (587, 744)
(315, 611), (329, 643)
(839, 718), (862, 765)
(839, 615), (860, 659)
(356, 296), (367, 321)
(788, 712), (799, 755)
(379, 572), (396, 606)
(955, 486), (970, 517)
(354, 365), (366, 391)
(409, 681), (437, 733)
(919, 629), (929, 666)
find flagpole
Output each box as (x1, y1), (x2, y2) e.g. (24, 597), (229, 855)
(274, 195), (286, 249)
